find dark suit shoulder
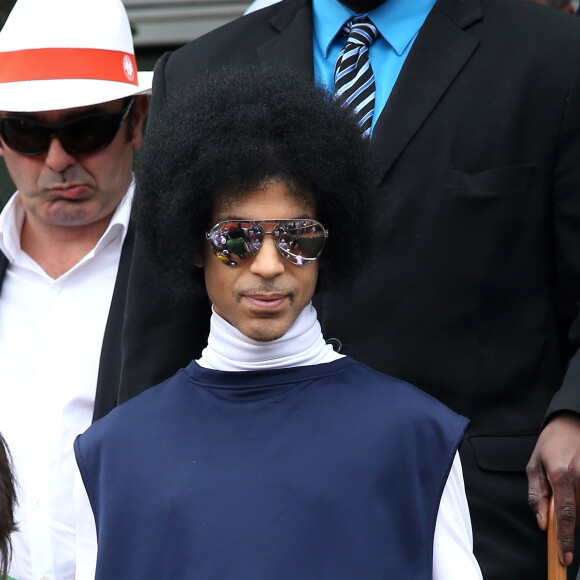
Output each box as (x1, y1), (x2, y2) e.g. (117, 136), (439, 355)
(164, 0), (309, 81)
(432, 0), (580, 97)
(470, 0), (580, 42)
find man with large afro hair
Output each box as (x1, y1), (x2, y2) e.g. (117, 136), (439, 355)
(74, 66), (481, 580)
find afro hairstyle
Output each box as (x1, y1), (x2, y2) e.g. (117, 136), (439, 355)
(133, 65), (378, 299)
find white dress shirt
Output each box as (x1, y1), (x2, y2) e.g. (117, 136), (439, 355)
(0, 186), (131, 580)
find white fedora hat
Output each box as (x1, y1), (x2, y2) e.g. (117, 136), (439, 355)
(0, 0), (153, 112)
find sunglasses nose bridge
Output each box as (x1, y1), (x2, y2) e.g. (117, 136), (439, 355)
(261, 229), (286, 254)
(47, 124), (77, 156)
(45, 135), (76, 169)
(249, 230), (286, 277)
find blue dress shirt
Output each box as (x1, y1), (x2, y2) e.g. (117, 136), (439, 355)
(312, 0), (436, 133)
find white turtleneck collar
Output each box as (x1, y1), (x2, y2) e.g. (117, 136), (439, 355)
(197, 303), (343, 371)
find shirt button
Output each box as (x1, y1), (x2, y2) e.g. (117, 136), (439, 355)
(34, 500), (42, 508)
(54, 283), (62, 294)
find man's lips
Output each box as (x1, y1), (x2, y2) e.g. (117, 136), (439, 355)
(48, 184), (88, 200)
(243, 294), (289, 309)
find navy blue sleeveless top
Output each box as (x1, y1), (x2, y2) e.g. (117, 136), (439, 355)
(75, 357), (467, 579)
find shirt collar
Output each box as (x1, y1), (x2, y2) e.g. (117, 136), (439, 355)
(0, 192), (25, 262)
(313, 0), (436, 57)
(0, 179), (133, 264)
(93, 179), (133, 255)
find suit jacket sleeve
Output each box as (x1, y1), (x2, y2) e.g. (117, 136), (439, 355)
(546, 47), (580, 420)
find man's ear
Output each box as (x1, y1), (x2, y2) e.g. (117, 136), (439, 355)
(193, 253), (204, 268)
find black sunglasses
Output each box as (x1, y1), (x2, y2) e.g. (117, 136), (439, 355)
(0, 97), (134, 156)
(207, 219), (328, 266)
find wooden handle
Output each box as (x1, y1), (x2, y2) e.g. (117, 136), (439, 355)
(548, 496), (567, 580)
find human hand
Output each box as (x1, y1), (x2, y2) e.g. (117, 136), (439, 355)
(527, 412), (580, 566)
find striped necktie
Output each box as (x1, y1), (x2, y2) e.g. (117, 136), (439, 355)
(334, 17), (378, 136)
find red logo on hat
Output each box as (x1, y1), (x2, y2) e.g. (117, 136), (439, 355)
(123, 54), (135, 82)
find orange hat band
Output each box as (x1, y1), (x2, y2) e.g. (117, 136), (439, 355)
(0, 48), (139, 85)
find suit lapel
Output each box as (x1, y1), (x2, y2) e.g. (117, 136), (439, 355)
(92, 222), (135, 422)
(257, 0), (314, 77)
(0, 252), (7, 297)
(372, 0), (482, 177)
(255, 0), (484, 177)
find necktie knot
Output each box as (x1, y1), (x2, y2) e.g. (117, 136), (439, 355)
(341, 17), (378, 49)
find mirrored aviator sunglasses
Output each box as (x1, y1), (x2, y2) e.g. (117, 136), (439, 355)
(206, 219), (329, 266)
(0, 97), (134, 156)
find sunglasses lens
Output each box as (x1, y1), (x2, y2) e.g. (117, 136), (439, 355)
(60, 114), (124, 155)
(0, 117), (49, 155)
(274, 220), (327, 264)
(0, 99), (131, 156)
(208, 222), (262, 266)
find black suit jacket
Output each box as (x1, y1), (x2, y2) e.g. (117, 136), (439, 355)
(121, 0), (580, 577)
(0, 223), (134, 423)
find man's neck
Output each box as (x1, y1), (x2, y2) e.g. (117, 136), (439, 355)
(20, 213), (114, 279)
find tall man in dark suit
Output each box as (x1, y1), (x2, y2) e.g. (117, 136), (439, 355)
(0, 0), (151, 577)
(120, 0), (580, 578)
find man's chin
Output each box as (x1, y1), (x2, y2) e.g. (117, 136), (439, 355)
(241, 321), (290, 343)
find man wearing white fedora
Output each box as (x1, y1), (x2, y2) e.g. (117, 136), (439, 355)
(0, 0), (151, 577)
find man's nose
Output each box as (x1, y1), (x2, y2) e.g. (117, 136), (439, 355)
(45, 138), (76, 173)
(249, 235), (285, 278)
